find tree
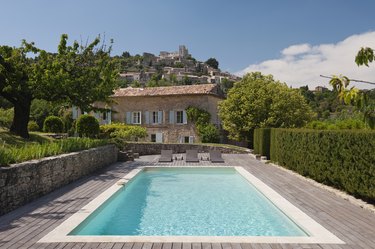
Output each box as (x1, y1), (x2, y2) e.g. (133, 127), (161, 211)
(0, 41), (40, 138)
(355, 47), (374, 67)
(327, 47), (375, 128)
(219, 72), (314, 141)
(205, 58), (219, 69)
(0, 34), (117, 138)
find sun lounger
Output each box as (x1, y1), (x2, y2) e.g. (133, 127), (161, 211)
(209, 150), (225, 163)
(159, 150), (173, 162)
(186, 150), (199, 162)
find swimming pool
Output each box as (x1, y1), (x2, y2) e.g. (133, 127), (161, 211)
(40, 166), (344, 243)
(70, 167), (306, 236)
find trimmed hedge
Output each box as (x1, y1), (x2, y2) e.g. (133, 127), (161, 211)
(270, 129), (375, 203)
(76, 114), (99, 138)
(43, 116), (64, 133)
(253, 128), (271, 158)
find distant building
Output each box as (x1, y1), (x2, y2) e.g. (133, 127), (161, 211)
(314, 86), (329, 93)
(179, 45), (189, 59)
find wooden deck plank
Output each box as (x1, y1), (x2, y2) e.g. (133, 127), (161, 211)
(0, 154), (374, 248)
(162, 243), (173, 249)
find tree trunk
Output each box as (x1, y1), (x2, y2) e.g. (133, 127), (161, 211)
(10, 97), (32, 138)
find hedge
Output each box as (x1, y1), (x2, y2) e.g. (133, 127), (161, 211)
(253, 128), (271, 158)
(270, 129), (375, 203)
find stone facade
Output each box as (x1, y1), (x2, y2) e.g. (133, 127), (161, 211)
(124, 142), (250, 155)
(0, 145), (118, 216)
(92, 84), (224, 144)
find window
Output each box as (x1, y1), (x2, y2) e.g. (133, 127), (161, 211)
(102, 112), (107, 120)
(152, 111), (159, 124)
(184, 136), (190, 143)
(132, 111), (141, 124)
(151, 134), (156, 142)
(176, 111), (184, 124)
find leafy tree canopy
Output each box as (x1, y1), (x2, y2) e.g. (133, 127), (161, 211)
(219, 72), (314, 141)
(0, 34), (118, 138)
(205, 57), (219, 69)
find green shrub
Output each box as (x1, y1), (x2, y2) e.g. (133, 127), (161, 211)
(76, 114), (99, 138)
(100, 123), (129, 138)
(186, 106), (220, 143)
(28, 121), (40, 131)
(306, 119), (366, 130)
(198, 124), (220, 143)
(270, 129), (375, 203)
(253, 128), (271, 158)
(109, 125), (147, 141)
(0, 138), (109, 166)
(43, 116), (64, 133)
(0, 108), (14, 129)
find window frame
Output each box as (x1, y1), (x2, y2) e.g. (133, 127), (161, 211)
(132, 111), (141, 124)
(176, 110), (184, 124)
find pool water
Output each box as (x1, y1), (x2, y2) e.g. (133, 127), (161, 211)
(70, 167), (307, 236)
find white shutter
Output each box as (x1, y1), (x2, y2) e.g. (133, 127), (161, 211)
(72, 106), (78, 119)
(169, 110), (175, 124)
(139, 111), (142, 124)
(156, 133), (163, 143)
(94, 112), (100, 120)
(189, 136), (194, 144)
(179, 136), (183, 143)
(158, 111), (163, 124)
(126, 112), (132, 124)
(183, 110), (187, 124)
(145, 111), (150, 124)
(107, 110), (111, 124)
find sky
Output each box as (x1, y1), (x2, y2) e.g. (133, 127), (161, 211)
(1, 0), (375, 89)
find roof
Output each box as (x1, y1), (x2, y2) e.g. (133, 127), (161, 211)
(112, 84), (224, 98)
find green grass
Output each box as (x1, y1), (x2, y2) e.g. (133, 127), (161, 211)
(0, 129), (110, 167)
(0, 128), (53, 148)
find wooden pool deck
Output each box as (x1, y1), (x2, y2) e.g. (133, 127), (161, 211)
(0, 154), (374, 249)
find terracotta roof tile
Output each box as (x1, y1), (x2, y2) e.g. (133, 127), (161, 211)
(112, 84), (223, 98)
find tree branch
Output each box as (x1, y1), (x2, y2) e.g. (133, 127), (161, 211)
(320, 75), (375, 86)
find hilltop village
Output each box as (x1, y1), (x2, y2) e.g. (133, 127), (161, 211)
(115, 45), (240, 90)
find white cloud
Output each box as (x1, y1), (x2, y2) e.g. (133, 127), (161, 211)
(237, 32), (375, 89)
(282, 43), (311, 56)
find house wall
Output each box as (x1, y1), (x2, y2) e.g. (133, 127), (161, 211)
(108, 94), (223, 143)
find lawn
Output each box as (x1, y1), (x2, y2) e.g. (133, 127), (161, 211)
(0, 128), (110, 167)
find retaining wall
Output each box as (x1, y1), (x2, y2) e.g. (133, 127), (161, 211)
(0, 145), (118, 216)
(124, 142), (249, 155)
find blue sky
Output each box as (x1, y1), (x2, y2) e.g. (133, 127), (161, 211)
(1, 0), (375, 88)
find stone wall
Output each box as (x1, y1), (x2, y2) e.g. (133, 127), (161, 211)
(94, 94), (223, 143)
(124, 142), (250, 155)
(0, 145), (118, 216)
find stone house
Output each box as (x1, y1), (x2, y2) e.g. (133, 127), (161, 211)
(91, 84), (224, 143)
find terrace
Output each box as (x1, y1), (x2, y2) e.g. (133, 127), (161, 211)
(0, 153), (374, 249)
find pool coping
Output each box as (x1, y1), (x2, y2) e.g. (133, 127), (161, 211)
(38, 166), (344, 244)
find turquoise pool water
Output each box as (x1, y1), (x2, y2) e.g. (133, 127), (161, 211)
(70, 167), (307, 236)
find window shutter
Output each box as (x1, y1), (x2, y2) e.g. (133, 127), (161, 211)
(94, 112), (100, 120)
(189, 136), (194, 144)
(145, 111), (149, 124)
(158, 111), (163, 124)
(179, 136), (183, 143)
(72, 106), (78, 119)
(139, 111), (142, 124)
(169, 110), (175, 124)
(107, 110), (112, 124)
(156, 133), (163, 143)
(126, 112), (132, 124)
(183, 110), (187, 124)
